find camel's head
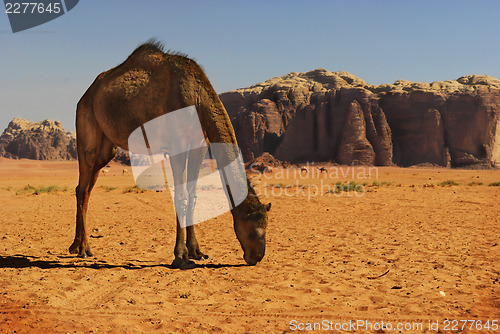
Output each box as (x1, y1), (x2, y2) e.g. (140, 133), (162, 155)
(234, 201), (271, 266)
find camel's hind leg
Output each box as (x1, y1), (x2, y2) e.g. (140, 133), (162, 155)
(70, 103), (116, 257)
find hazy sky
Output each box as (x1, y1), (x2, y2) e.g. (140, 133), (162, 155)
(1, 0), (499, 132)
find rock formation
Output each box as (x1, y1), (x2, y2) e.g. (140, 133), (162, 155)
(0, 118), (131, 164)
(0, 118), (77, 160)
(3, 70), (500, 168)
(220, 70), (500, 167)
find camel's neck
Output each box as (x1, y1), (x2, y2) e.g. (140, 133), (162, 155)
(191, 80), (262, 212)
(198, 92), (238, 146)
(235, 181), (263, 215)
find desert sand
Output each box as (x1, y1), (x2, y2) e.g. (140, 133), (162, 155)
(0, 158), (499, 333)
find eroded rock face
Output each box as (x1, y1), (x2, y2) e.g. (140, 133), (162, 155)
(0, 118), (77, 160)
(0, 118), (132, 164)
(337, 101), (376, 165)
(220, 69), (500, 167)
(3, 70), (500, 168)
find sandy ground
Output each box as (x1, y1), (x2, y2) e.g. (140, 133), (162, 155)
(0, 158), (499, 333)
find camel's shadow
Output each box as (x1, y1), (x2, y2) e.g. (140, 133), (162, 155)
(0, 254), (245, 270)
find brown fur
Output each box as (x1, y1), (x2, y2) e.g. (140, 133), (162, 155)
(71, 40), (270, 268)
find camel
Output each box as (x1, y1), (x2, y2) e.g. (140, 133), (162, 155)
(300, 167), (308, 174)
(71, 40), (271, 268)
(101, 168), (109, 175)
(122, 169), (129, 175)
(317, 167), (327, 174)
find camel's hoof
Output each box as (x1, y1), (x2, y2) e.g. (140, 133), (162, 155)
(69, 242), (79, 254)
(70, 243), (93, 258)
(188, 250), (210, 261)
(172, 257), (195, 270)
(77, 249), (93, 258)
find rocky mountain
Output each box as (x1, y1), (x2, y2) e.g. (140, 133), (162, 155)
(0, 118), (77, 160)
(220, 69), (500, 167)
(3, 70), (500, 168)
(0, 118), (130, 164)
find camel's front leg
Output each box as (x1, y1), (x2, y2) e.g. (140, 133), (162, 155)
(185, 146), (209, 260)
(185, 181), (209, 260)
(170, 152), (194, 269)
(186, 228), (209, 260)
(172, 218), (194, 269)
(172, 191), (194, 269)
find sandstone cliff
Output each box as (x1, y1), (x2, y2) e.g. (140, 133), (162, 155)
(220, 70), (500, 167)
(0, 118), (130, 164)
(0, 118), (77, 160)
(3, 70), (500, 168)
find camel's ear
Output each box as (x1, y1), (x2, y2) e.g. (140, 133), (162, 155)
(265, 202), (271, 211)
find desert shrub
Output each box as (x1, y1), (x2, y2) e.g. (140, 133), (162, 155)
(16, 185), (36, 195)
(489, 182), (500, 186)
(37, 185), (59, 193)
(438, 180), (459, 187)
(467, 181), (483, 186)
(123, 185), (144, 193)
(330, 181), (365, 193)
(101, 185), (117, 192)
(16, 185), (68, 195)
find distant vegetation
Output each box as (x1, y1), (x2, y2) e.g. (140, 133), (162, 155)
(15, 184), (69, 195)
(123, 185), (145, 193)
(330, 181), (365, 193)
(100, 185), (117, 192)
(467, 181), (483, 186)
(437, 180), (460, 187)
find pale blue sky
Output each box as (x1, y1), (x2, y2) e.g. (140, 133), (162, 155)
(1, 0), (499, 131)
